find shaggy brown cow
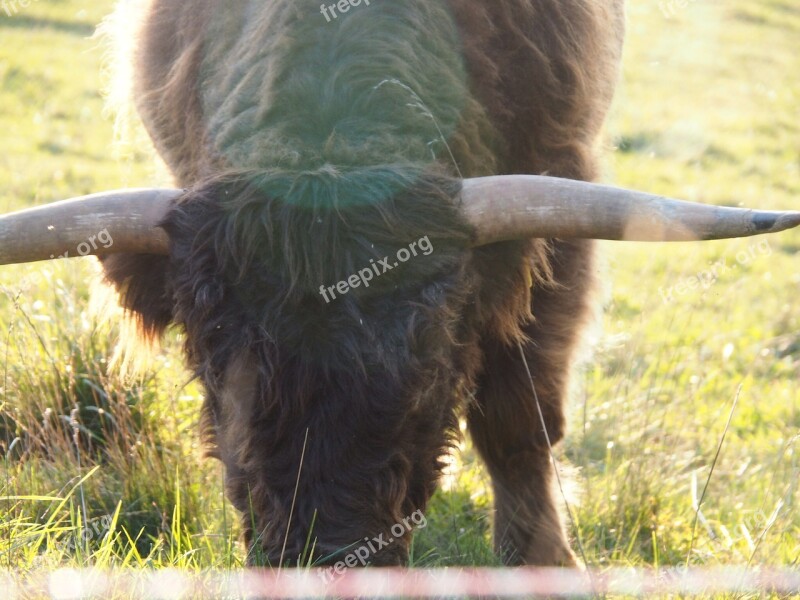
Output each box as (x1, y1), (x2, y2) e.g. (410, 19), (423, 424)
(109, 0), (626, 567)
(2, 0), (798, 568)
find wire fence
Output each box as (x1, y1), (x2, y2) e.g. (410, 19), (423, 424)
(2, 567), (800, 599)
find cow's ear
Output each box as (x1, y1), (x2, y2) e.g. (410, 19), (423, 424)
(99, 253), (174, 370)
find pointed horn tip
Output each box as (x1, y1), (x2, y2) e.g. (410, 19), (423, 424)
(756, 211), (800, 233)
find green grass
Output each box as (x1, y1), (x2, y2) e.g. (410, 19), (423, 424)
(1, 0), (798, 594)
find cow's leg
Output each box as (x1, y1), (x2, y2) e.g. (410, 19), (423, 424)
(467, 239), (595, 566)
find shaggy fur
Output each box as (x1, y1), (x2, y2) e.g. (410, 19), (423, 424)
(103, 0), (625, 566)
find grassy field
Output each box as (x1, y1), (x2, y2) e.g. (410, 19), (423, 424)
(1, 0), (798, 594)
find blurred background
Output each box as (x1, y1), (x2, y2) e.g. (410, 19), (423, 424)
(0, 0), (797, 574)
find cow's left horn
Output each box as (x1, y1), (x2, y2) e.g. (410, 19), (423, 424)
(0, 189), (179, 265)
(461, 175), (800, 244)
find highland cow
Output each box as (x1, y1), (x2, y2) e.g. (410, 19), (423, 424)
(1, 0), (798, 568)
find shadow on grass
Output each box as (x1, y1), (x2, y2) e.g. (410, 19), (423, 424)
(615, 132), (657, 155)
(0, 14), (95, 37)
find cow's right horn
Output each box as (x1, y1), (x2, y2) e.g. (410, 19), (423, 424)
(0, 189), (179, 266)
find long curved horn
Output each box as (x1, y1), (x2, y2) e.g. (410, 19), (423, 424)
(0, 189), (179, 265)
(2, 177), (799, 266)
(461, 175), (800, 244)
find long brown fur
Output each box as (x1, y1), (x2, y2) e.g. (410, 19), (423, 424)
(102, 0), (624, 566)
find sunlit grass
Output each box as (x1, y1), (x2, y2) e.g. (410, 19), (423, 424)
(0, 0), (797, 588)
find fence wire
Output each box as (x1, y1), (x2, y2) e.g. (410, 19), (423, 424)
(2, 567), (799, 599)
